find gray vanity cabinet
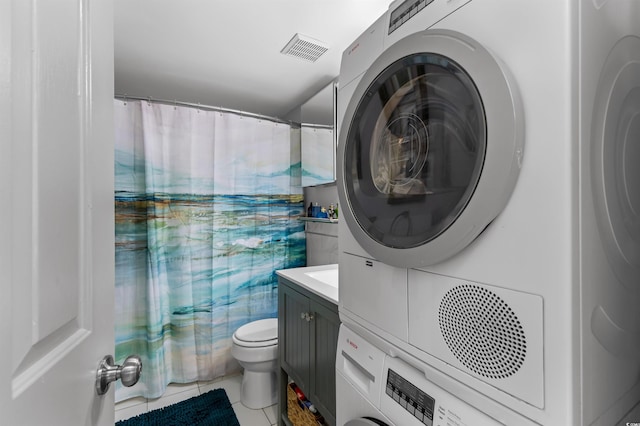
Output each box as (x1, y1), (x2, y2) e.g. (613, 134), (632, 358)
(278, 276), (339, 426)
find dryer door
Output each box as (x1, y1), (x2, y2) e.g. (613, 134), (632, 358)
(337, 29), (524, 268)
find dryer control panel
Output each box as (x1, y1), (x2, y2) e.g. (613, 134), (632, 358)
(388, 0), (434, 34)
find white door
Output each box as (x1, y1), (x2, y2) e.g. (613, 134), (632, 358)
(0, 0), (116, 425)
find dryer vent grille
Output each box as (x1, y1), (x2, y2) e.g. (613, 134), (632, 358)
(280, 33), (329, 62)
(438, 284), (526, 379)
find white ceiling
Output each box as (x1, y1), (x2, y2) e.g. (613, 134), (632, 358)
(114, 0), (392, 119)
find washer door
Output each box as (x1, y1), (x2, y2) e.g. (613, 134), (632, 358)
(345, 418), (391, 426)
(337, 29), (524, 268)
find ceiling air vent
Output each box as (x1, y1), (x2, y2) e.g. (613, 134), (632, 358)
(280, 33), (329, 63)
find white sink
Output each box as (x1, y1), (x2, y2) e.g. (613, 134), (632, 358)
(304, 269), (339, 288)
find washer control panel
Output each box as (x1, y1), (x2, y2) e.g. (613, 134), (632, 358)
(386, 369), (435, 425)
(381, 356), (502, 426)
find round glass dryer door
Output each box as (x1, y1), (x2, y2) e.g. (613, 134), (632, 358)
(337, 29), (524, 268)
(347, 53), (485, 249)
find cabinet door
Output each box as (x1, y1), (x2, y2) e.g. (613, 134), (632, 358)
(280, 284), (311, 392)
(310, 300), (340, 425)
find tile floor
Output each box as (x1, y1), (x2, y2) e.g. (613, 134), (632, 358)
(114, 373), (278, 426)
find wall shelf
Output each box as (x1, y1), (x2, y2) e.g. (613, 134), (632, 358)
(298, 217), (338, 224)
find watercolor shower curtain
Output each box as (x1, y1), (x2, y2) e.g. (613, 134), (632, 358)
(114, 99), (305, 401)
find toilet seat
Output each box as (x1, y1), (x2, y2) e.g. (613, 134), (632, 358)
(233, 318), (278, 348)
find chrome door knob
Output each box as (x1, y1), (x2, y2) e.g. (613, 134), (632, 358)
(95, 354), (142, 395)
(119, 355), (143, 387)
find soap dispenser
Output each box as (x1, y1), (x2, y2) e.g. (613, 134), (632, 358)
(311, 202), (320, 218)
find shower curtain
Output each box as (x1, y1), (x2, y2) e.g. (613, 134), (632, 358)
(114, 99), (305, 401)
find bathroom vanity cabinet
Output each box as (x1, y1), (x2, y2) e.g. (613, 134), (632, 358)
(278, 276), (339, 426)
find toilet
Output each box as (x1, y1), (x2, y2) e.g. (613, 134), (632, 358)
(231, 318), (278, 409)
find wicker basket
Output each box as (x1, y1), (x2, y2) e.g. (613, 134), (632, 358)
(286, 384), (323, 426)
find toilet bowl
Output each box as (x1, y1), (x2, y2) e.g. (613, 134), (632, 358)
(231, 318), (278, 409)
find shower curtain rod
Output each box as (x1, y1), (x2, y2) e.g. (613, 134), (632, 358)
(115, 94), (297, 127)
(300, 123), (333, 130)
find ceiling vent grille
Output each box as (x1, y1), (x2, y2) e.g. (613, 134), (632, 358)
(281, 33), (329, 62)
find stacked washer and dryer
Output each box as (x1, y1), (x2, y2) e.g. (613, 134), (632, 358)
(335, 0), (640, 425)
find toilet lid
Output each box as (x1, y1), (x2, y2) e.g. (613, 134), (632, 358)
(234, 318), (277, 343)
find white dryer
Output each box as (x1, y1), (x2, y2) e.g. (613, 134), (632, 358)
(336, 0), (640, 425)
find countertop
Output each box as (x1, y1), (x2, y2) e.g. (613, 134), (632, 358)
(276, 264), (338, 305)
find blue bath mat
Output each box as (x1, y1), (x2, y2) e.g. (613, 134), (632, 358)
(115, 388), (240, 426)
